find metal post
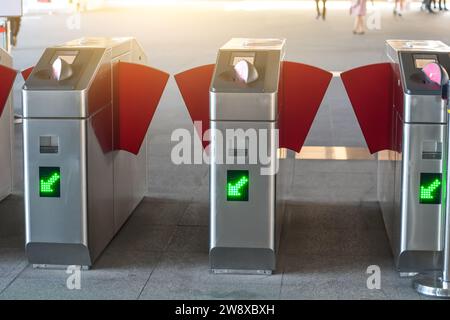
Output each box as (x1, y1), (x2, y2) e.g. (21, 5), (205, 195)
(414, 82), (450, 298)
(5, 19), (11, 54)
(1, 19), (12, 54)
(443, 84), (450, 285)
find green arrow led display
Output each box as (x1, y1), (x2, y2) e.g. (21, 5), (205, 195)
(419, 173), (442, 204)
(227, 170), (249, 201)
(39, 167), (61, 198)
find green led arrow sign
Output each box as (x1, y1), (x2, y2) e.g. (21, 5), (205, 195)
(227, 170), (249, 201)
(419, 173), (442, 204)
(39, 167), (61, 198)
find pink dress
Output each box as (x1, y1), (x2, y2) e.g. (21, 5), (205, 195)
(351, 0), (367, 16)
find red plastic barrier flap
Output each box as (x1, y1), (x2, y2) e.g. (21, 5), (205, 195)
(0, 65), (17, 118)
(341, 63), (393, 154)
(174, 64), (215, 149)
(116, 62), (169, 155)
(22, 67), (34, 81)
(279, 61), (333, 153)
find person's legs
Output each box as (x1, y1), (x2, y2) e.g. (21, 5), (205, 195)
(426, 0), (436, 12)
(353, 16), (358, 33)
(8, 17), (21, 47)
(358, 16), (363, 33)
(397, 0), (404, 16)
(354, 16), (361, 33)
(322, 0), (327, 20)
(315, 0), (321, 18)
(12, 17), (20, 38)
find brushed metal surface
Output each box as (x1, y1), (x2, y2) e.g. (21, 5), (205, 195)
(23, 38), (148, 267)
(86, 108), (114, 262)
(210, 38), (284, 122)
(209, 39), (283, 272)
(210, 121), (277, 250)
(210, 92), (278, 122)
(386, 40), (450, 64)
(24, 118), (88, 246)
(380, 40), (449, 272)
(400, 124), (445, 251)
(414, 276), (450, 298)
(403, 94), (446, 124)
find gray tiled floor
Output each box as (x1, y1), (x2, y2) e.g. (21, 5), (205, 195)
(0, 176), (429, 300)
(0, 131), (427, 300)
(1, 3), (449, 300)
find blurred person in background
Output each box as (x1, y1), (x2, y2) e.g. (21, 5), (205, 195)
(431, 0), (437, 9)
(393, 0), (405, 16)
(69, 0), (82, 12)
(7, 16), (21, 47)
(438, 0), (448, 10)
(421, 0), (436, 13)
(350, 0), (367, 35)
(315, 0), (327, 20)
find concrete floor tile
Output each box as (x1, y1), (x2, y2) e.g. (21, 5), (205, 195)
(191, 185), (210, 204)
(90, 249), (162, 279)
(293, 171), (376, 189)
(284, 203), (368, 231)
(294, 160), (376, 174)
(281, 278), (388, 301)
(280, 283), (340, 300)
(333, 280), (389, 300)
(280, 254), (398, 286)
(0, 236), (25, 251)
(0, 249), (27, 278)
(108, 224), (176, 253)
(149, 251), (282, 287)
(280, 227), (391, 257)
(127, 197), (190, 226)
(140, 281), (281, 300)
(0, 195), (25, 240)
(287, 185), (377, 203)
(284, 201), (385, 231)
(166, 226), (209, 253)
(0, 277), (13, 293)
(0, 278), (145, 300)
(147, 188), (196, 202)
(148, 158), (208, 192)
(179, 203), (209, 226)
(382, 283), (422, 300)
(17, 250), (162, 282)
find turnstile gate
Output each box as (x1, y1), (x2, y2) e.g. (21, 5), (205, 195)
(23, 37), (169, 267)
(342, 40), (450, 273)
